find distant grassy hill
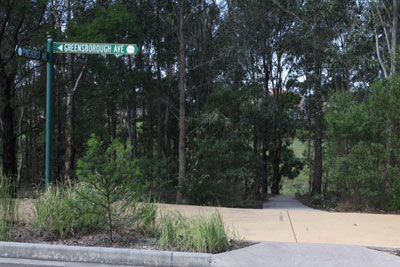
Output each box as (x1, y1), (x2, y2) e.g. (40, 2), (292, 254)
(281, 139), (309, 196)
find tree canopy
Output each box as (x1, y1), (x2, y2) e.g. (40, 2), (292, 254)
(0, 0), (399, 209)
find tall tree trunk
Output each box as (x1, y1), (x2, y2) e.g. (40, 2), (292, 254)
(262, 43), (270, 195)
(156, 0), (163, 157)
(55, 85), (63, 180)
(64, 55), (87, 182)
(64, 81), (74, 181)
(0, 71), (17, 182)
(307, 93), (313, 193)
(271, 53), (283, 195)
(176, 0), (186, 204)
(64, 0), (74, 182)
(271, 133), (282, 195)
(127, 51), (137, 160)
(311, 53), (323, 196)
(391, 0), (398, 75)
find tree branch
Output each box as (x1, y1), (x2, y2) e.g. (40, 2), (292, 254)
(72, 56), (89, 94)
(272, 0), (306, 24)
(377, 7), (392, 52)
(375, 31), (389, 78)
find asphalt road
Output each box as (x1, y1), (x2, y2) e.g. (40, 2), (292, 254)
(0, 258), (147, 267)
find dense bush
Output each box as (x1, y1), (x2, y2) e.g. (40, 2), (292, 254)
(325, 76), (400, 210)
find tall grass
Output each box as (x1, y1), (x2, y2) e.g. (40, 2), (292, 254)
(158, 210), (233, 253)
(136, 199), (158, 237)
(0, 173), (19, 241)
(31, 186), (74, 238)
(159, 211), (187, 250)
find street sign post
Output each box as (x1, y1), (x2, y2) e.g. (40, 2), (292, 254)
(16, 46), (48, 61)
(45, 36), (53, 189)
(53, 42), (138, 55)
(18, 37), (138, 189)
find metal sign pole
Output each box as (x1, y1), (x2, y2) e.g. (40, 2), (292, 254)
(45, 35), (53, 189)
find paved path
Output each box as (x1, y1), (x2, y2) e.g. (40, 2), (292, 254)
(262, 195), (321, 211)
(159, 203), (400, 247)
(213, 242), (400, 267)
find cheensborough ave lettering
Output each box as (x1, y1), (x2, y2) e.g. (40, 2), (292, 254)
(63, 43), (114, 53)
(54, 42), (137, 55)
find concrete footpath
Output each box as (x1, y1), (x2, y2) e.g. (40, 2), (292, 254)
(213, 242), (400, 267)
(159, 202), (400, 247)
(262, 195), (320, 211)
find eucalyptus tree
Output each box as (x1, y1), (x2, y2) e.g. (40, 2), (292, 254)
(273, 0), (358, 195)
(222, 0), (303, 196)
(370, 0), (398, 78)
(369, 0), (399, 172)
(0, 0), (46, 183)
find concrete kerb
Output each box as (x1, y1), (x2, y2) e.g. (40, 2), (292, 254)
(0, 242), (212, 267)
(367, 245), (400, 253)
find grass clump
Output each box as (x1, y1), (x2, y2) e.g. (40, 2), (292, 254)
(186, 211), (230, 253)
(134, 199), (159, 237)
(158, 210), (233, 253)
(31, 186), (74, 239)
(0, 173), (19, 241)
(159, 211), (187, 250)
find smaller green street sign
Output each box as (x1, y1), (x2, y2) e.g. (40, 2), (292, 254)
(53, 42), (138, 55)
(16, 46), (48, 61)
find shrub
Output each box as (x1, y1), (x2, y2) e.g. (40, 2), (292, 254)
(66, 183), (108, 233)
(325, 89), (400, 210)
(0, 173), (19, 241)
(76, 134), (139, 242)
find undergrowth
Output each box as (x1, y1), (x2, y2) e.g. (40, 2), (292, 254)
(29, 185), (238, 253)
(31, 186), (75, 239)
(158, 209), (236, 253)
(0, 173), (19, 241)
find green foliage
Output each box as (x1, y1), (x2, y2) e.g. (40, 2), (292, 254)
(67, 183), (108, 233)
(158, 211), (186, 250)
(9, 0), (380, 208)
(76, 134), (140, 241)
(186, 85), (256, 205)
(137, 156), (176, 201)
(130, 198), (159, 237)
(158, 210), (233, 254)
(31, 187), (74, 239)
(325, 77), (400, 210)
(0, 172), (18, 241)
(281, 139), (309, 195)
(68, 3), (140, 43)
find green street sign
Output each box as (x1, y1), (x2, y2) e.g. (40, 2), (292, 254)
(16, 46), (48, 61)
(53, 42), (138, 55)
